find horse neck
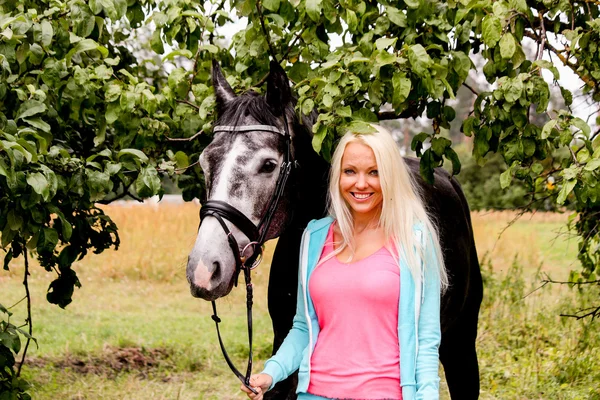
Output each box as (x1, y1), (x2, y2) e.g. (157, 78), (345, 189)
(289, 121), (330, 228)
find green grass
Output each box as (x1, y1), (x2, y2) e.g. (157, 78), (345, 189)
(2, 206), (599, 399)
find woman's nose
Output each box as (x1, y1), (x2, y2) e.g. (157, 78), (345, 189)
(355, 173), (368, 189)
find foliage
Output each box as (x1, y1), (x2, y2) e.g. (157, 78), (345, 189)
(453, 145), (566, 211)
(455, 150), (532, 211)
(2, 0), (600, 395)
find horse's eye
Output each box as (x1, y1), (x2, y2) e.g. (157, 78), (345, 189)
(259, 160), (278, 174)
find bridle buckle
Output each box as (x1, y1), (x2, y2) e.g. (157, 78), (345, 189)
(240, 241), (264, 270)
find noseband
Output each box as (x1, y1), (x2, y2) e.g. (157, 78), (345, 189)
(200, 118), (295, 394)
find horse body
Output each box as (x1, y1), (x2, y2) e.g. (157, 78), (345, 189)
(187, 61), (482, 399)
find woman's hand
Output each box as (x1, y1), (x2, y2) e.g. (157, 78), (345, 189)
(240, 373), (273, 400)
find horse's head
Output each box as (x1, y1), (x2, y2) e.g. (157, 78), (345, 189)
(187, 61), (296, 301)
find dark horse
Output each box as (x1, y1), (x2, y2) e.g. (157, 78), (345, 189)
(187, 61), (483, 399)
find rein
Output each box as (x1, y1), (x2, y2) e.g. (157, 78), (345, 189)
(200, 116), (295, 394)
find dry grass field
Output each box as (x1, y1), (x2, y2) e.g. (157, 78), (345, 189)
(1, 204), (598, 399)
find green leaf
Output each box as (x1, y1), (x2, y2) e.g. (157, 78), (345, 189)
(151, 29), (164, 54)
(23, 117), (51, 133)
(408, 44), (433, 76)
(90, 0), (103, 14)
(353, 108), (378, 123)
(584, 158), (600, 171)
(301, 98), (314, 115)
(312, 124), (327, 154)
(500, 167), (513, 189)
(141, 89), (157, 114)
(306, 0), (322, 22)
(557, 179), (576, 204)
(16, 100), (47, 120)
(404, 0), (420, 9)
(336, 106), (352, 118)
(444, 147), (461, 175)
(41, 20), (53, 47)
(392, 72), (411, 110)
(66, 39), (107, 65)
(199, 44), (219, 54)
(482, 15), (502, 48)
(345, 9), (358, 32)
(288, 62), (310, 82)
(163, 49), (193, 61)
(0, 302), (12, 315)
(174, 151), (189, 168)
(572, 117), (591, 137)
(411, 132), (429, 155)
(419, 149), (435, 184)
(135, 166), (161, 198)
(263, 0), (280, 12)
(374, 51), (397, 68)
(462, 116), (478, 137)
(541, 120), (557, 139)
(26, 172), (49, 198)
(8, 210), (23, 230)
(431, 137), (451, 157)
(117, 149), (149, 163)
(347, 121), (376, 134)
(386, 6), (407, 27)
(375, 37), (397, 50)
(105, 84), (122, 102)
(499, 33), (516, 59)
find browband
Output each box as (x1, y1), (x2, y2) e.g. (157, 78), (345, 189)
(213, 124), (286, 136)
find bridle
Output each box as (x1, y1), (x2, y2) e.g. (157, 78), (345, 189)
(199, 116), (295, 394)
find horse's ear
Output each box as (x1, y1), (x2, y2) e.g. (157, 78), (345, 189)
(212, 60), (236, 111)
(266, 60), (292, 117)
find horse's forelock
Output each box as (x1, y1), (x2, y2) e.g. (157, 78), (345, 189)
(216, 91), (280, 128)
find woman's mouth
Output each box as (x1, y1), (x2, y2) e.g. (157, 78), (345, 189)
(351, 192), (373, 200)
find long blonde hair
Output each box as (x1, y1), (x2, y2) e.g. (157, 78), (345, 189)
(326, 124), (448, 291)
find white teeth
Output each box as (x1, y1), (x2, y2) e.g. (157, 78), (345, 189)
(353, 193), (372, 199)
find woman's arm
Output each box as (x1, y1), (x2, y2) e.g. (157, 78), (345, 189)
(415, 231), (442, 400)
(260, 229), (311, 389)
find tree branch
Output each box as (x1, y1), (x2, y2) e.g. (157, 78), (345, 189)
(16, 250), (33, 377)
(175, 99), (200, 110)
(560, 305), (600, 320)
(255, 0), (278, 62)
(463, 82), (479, 96)
(524, 31), (596, 88)
(165, 130), (204, 142)
(537, 13), (546, 61)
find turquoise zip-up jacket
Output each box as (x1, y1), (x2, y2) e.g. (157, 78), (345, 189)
(262, 216), (442, 400)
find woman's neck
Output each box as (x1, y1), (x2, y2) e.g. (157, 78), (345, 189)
(352, 213), (381, 234)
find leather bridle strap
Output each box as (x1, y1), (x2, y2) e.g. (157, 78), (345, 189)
(200, 200), (259, 246)
(202, 119), (294, 395)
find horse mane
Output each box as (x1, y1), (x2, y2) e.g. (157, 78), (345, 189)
(216, 91), (280, 127)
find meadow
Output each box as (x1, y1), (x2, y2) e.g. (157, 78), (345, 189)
(1, 204), (599, 399)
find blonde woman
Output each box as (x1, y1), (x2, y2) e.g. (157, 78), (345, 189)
(242, 125), (448, 400)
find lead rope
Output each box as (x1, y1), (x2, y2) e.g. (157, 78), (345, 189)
(207, 118), (293, 396)
(210, 264), (255, 394)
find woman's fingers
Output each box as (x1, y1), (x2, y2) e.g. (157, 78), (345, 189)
(240, 383), (262, 399)
(250, 373), (273, 390)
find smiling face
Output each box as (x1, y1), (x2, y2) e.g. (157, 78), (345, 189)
(339, 141), (383, 221)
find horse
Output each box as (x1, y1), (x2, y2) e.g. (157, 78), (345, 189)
(186, 60), (483, 400)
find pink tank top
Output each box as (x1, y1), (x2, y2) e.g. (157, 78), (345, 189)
(307, 226), (402, 400)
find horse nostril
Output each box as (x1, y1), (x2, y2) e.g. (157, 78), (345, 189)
(211, 261), (221, 283)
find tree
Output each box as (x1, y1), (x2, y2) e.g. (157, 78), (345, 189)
(1, 0), (600, 396)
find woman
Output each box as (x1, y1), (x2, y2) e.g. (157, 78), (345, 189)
(241, 125), (448, 400)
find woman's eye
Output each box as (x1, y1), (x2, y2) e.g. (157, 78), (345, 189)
(369, 170), (379, 176)
(259, 160), (277, 174)
(343, 169), (354, 175)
